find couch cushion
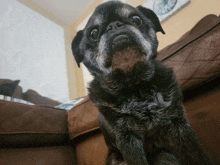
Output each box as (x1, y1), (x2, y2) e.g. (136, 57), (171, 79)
(0, 100), (69, 147)
(23, 89), (61, 106)
(184, 86), (220, 159)
(75, 133), (108, 165)
(0, 146), (76, 165)
(0, 79), (21, 98)
(157, 14), (220, 90)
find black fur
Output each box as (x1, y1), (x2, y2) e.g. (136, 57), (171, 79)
(71, 1), (213, 164)
(89, 61), (212, 165)
(72, 30), (84, 67)
(136, 6), (165, 35)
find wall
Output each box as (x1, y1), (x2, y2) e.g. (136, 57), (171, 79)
(157, 0), (220, 51)
(69, 0), (105, 98)
(0, 0), (69, 103)
(70, 0), (220, 97)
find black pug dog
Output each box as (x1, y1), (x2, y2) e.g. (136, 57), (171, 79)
(72, 1), (213, 165)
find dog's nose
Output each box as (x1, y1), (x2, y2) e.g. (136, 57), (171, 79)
(106, 21), (124, 32)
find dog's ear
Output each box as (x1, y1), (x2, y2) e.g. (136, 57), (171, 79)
(137, 6), (165, 34)
(71, 30), (84, 68)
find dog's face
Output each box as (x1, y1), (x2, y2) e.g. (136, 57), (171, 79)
(72, 1), (165, 77)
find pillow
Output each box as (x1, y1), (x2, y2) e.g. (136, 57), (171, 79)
(23, 89), (61, 106)
(55, 98), (85, 111)
(0, 94), (34, 105)
(0, 94), (85, 110)
(0, 80), (20, 97)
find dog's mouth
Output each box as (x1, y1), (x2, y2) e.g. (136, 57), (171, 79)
(111, 33), (143, 52)
(105, 34), (147, 72)
(111, 34), (132, 51)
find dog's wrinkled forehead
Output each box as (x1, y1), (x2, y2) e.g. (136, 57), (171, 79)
(87, 2), (136, 27)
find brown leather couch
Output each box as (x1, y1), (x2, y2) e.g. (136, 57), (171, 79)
(0, 79), (77, 165)
(1, 14), (220, 165)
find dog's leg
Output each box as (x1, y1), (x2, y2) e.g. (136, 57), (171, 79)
(106, 150), (127, 165)
(115, 132), (148, 165)
(171, 122), (213, 164)
(153, 152), (181, 165)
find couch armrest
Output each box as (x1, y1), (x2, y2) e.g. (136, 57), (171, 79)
(68, 96), (99, 140)
(0, 100), (69, 147)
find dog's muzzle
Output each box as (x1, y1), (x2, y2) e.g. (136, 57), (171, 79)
(106, 21), (140, 53)
(112, 34), (130, 49)
(109, 32), (144, 55)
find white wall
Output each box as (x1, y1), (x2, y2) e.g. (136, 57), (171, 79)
(0, 0), (69, 103)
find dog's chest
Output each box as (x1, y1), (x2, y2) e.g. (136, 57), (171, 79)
(119, 92), (172, 120)
(108, 93), (173, 134)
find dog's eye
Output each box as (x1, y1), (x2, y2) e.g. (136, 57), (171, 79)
(90, 29), (99, 40)
(130, 16), (142, 27)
